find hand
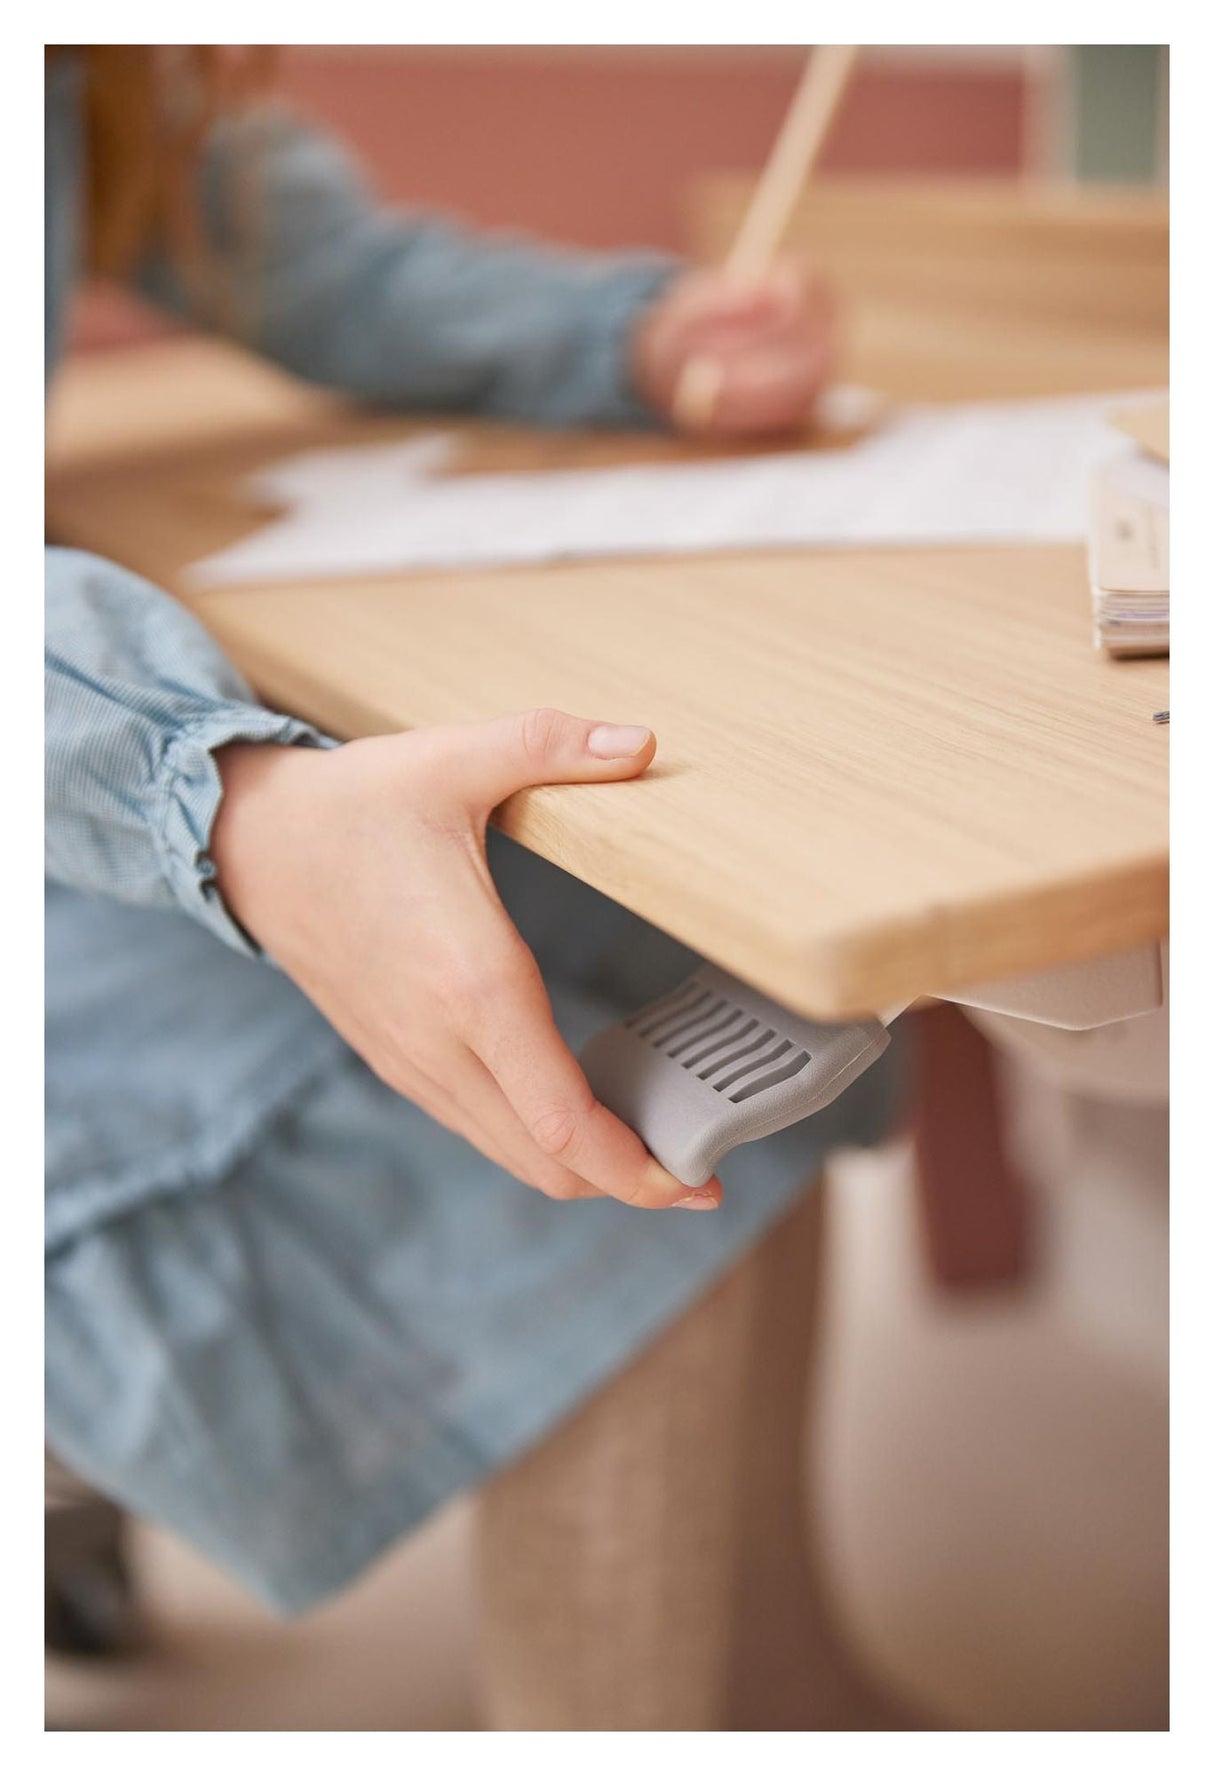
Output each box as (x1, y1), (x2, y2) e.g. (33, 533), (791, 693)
(211, 710), (722, 1211)
(632, 258), (837, 438)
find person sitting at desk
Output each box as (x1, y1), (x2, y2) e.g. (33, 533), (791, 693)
(45, 47), (902, 1730)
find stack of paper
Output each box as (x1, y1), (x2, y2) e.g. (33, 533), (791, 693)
(1089, 401), (1169, 658)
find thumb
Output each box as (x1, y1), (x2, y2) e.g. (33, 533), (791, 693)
(451, 707), (657, 809)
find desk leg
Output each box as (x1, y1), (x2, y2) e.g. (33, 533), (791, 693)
(478, 1186), (929, 1730)
(911, 1003), (1036, 1291)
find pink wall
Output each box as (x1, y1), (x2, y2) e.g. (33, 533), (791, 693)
(279, 47), (1028, 252)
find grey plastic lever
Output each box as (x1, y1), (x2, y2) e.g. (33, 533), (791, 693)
(580, 963), (891, 1189)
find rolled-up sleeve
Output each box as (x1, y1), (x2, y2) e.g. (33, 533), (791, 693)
(46, 547), (329, 955)
(138, 107), (676, 429)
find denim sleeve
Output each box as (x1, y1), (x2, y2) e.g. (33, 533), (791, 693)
(137, 107), (677, 428)
(45, 547), (328, 956)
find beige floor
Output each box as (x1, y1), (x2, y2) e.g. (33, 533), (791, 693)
(46, 1058), (1168, 1732)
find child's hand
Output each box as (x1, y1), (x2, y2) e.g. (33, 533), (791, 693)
(211, 712), (722, 1212)
(632, 258), (836, 437)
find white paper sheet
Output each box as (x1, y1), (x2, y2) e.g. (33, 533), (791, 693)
(186, 391), (1153, 589)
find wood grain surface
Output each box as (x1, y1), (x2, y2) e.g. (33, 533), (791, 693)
(46, 256), (1168, 1019)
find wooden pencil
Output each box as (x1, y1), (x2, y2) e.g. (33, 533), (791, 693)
(673, 44), (859, 430)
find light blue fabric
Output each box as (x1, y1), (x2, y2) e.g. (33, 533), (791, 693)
(45, 54), (903, 1612)
(47, 863), (900, 1613)
(141, 104), (673, 429)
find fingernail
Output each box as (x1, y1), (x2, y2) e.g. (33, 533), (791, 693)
(587, 723), (652, 759)
(676, 1191), (719, 1210)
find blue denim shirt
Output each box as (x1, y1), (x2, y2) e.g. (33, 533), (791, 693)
(45, 56), (674, 1247)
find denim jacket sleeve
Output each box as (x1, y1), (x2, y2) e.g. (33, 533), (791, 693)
(137, 106), (676, 428)
(51, 109), (673, 934)
(45, 547), (327, 955)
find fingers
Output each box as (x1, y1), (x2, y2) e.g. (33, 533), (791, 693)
(442, 707), (657, 813)
(674, 344), (831, 438)
(298, 966), (605, 1203)
(666, 259), (821, 333)
(662, 269), (788, 335)
(383, 1012), (717, 1211)
(670, 262), (831, 352)
(464, 949), (723, 1212)
(633, 259), (837, 438)
(708, 340), (834, 435)
(429, 1041), (607, 1204)
(663, 266), (836, 437)
(369, 1029), (607, 1202)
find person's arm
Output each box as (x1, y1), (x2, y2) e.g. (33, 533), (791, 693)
(137, 107), (835, 436)
(139, 107), (672, 429)
(46, 546), (711, 1212)
(45, 546), (326, 952)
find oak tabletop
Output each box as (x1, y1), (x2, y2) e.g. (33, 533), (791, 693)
(46, 332), (1168, 1019)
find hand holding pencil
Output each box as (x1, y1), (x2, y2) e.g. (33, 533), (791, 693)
(633, 44), (857, 438)
(631, 256), (837, 438)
